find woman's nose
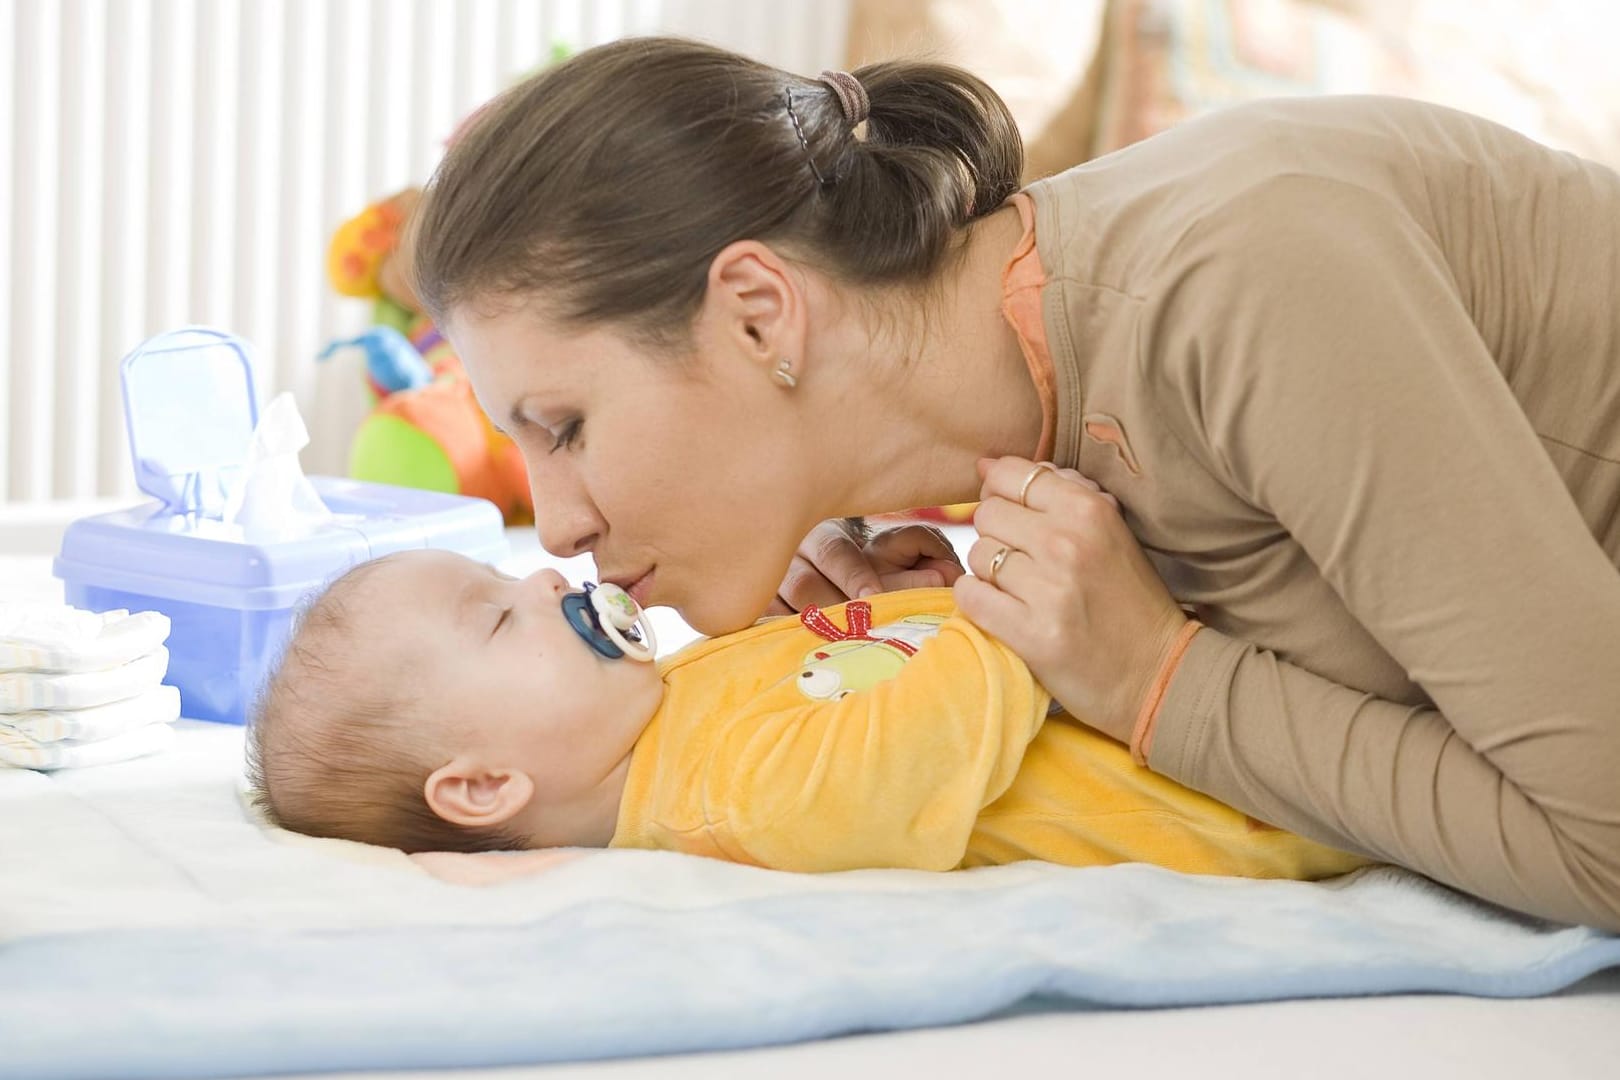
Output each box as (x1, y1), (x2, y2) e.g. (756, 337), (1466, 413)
(528, 467), (602, 558)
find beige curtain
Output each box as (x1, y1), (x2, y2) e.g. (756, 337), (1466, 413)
(845, 0), (1620, 180)
(843, 0), (1108, 181)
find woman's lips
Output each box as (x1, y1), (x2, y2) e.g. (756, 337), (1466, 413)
(624, 568), (655, 608)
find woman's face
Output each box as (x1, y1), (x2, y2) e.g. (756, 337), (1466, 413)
(447, 303), (819, 635)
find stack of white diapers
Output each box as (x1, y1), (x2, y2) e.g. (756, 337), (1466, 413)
(0, 603), (181, 770)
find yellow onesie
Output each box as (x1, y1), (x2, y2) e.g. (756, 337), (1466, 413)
(611, 589), (1368, 880)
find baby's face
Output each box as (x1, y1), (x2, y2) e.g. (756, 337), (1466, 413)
(360, 550), (665, 797)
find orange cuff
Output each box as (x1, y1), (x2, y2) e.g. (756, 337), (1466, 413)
(1129, 620), (1203, 768)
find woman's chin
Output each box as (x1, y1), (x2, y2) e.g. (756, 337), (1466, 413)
(681, 588), (776, 637)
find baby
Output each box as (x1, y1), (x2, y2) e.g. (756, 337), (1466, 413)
(247, 549), (1369, 881)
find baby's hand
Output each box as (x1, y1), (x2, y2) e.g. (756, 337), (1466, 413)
(410, 848), (581, 886)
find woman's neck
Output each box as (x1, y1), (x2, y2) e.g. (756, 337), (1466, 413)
(805, 203), (1043, 516)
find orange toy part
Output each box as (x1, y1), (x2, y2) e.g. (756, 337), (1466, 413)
(327, 191), (416, 299)
(374, 375), (534, 526)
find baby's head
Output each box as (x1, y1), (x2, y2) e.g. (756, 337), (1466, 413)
(246, 549), (664, 853)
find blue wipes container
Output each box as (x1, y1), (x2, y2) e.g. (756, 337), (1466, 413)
(53, 327), (510, 724)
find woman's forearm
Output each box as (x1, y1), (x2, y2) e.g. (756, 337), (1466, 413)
(1148, 627), (1620, 932)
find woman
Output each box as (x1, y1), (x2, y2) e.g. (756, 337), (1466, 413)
(406, 37), (1620, 930)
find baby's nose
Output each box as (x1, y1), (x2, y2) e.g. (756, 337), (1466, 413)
(528, 568), (569, 595)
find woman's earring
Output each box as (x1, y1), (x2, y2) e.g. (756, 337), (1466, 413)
(772, 358), (798, 389)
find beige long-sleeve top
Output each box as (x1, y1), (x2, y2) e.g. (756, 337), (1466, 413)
(1022, 95), (1620, 930)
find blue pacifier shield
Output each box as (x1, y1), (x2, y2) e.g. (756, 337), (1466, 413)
(561, 582), (657, 662)
(563, 588), (623, 659)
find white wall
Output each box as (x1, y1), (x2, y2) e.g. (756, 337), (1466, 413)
(0, 0), (851, 524)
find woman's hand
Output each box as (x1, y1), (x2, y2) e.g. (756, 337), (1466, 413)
(766, 519), (965, 616)
(954, 456), (1188, 744)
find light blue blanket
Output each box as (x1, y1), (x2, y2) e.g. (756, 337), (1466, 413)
(5, 858), (1619, 1080)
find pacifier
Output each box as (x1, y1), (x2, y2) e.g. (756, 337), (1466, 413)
(561, 582), (657, 662)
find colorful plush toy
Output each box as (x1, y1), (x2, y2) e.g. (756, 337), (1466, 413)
(324, 50), (582, 527)
(324, 188), (534, 526)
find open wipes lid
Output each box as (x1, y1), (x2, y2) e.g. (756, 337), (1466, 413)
(121, 327), (261, 516)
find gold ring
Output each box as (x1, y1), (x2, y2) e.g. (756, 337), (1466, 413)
(988, 545), (1012, 587)
(1018, 462), (1057, 508)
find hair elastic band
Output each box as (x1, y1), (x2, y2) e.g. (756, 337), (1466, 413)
(787, 72), (870, 187)
(817, 70), (869, 127)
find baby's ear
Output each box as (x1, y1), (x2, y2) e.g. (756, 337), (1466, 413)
(424, 759), (535, 828)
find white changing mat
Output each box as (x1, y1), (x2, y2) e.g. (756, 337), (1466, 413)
(2, 721), (1618, 1080)
(3, 539), (1617, 1080)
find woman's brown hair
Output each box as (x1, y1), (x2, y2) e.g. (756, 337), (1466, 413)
(410, 36), (1024, 345)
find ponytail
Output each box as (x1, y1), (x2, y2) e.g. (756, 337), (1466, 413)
(413, 38), (1025, 341)
(814, 60), (1024, 282)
